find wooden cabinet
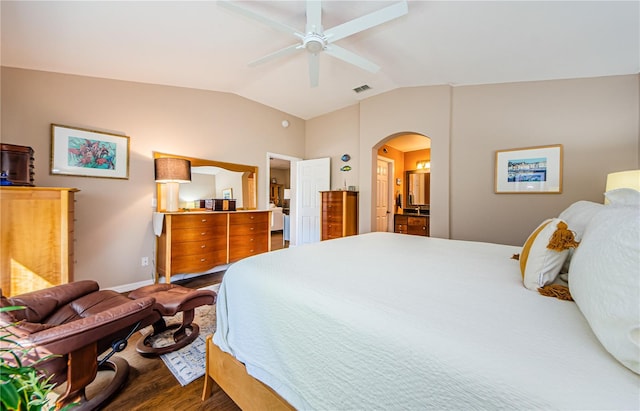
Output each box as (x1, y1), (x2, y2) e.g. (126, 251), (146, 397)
(0, 187), (78, 296)
(321, 191), (358, 241)
(156, 210), (270, 283)
(394, 214), (429, 237)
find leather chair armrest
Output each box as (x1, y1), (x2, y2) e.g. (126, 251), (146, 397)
(21, 296), (156, 356)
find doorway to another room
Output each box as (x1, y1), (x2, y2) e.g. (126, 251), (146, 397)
(374, 133), (431, 233)
(268, 154), (294, 249)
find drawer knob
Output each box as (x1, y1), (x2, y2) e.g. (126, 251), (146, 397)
(201, 219), (207, 222)
(250, 216), (255, 220)
(249, 249), (254, 253)
(250, 227), (254, 231)
(201, 232), (206, 236)
(200, 258), (206, 262)
(201, 244), (206, 248)
(249, 238), (254, 242)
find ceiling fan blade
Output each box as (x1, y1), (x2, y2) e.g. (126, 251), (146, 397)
(218, 0), (303, 38)
(248, 44), (301, 67)
(324, 1), (408, 43)
(325, 44), (380, 73)
(306, 0), (322, 33)
(309, 53), (320, 88)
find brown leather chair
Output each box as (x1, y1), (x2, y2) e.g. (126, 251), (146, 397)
(1, 280), (161, 411)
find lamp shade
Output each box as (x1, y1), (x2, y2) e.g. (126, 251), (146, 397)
(283, 188), (291, 200)
(154, 158), (191, 183)
(605, 170), (640, 192)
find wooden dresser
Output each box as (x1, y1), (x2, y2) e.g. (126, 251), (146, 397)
(320, 191), (358, 241)
(394, 214), (429, 237)
(156, 210), (270, 283)
(0, 187), (78, 296)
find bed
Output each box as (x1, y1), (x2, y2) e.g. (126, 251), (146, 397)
(205, 197), (640, 410)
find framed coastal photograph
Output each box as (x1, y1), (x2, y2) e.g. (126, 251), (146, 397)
(222, 188), (233, 199)
(50, 124), (130, 179)
(495, 144), (562, 194)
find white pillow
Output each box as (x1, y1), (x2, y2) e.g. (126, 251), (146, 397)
(520, 218), (573, 291)
(569, 204), (640, 374)
(558, 200), (603, 242)
(558, 200), (604, 274)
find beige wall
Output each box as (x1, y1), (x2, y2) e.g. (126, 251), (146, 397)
(306, 75), (639, 245)
(1, 67), (305, 289)
(450, 75), (639, 245)
(305, 104), (360, 191)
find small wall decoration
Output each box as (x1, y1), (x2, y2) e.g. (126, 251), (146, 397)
(340, 165), (352, 172)
(341, 154), (351, 162)
(51, 124), (130, 179)
(222, 188), (233, 199)
(495, 144), (562, 194)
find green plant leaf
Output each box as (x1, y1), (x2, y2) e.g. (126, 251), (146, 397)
(1, 380), (23, 410)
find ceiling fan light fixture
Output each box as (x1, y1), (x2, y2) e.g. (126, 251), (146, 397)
(303, 33), (326, 54)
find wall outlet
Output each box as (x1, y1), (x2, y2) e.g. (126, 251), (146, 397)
(141, 257), (149, 267)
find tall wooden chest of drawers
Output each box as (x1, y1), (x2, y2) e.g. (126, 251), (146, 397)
(0, 187), (78, 296)
(156, 210), (270, 283)
(320, 191), (358, 241)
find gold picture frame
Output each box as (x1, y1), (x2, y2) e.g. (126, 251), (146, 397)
(495, 144), (562, 194)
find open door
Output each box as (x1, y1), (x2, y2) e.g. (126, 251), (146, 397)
(291, 157), (330, 246)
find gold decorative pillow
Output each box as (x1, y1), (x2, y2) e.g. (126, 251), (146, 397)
(520, 218), (578, 291)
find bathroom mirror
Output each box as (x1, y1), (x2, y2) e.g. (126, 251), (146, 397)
(154, 152), (257, 211)
(405, 170), (430, 207)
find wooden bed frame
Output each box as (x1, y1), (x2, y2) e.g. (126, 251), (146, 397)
(202, 334), (295, 410)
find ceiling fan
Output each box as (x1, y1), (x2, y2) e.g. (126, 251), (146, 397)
(218, 0), (408, 87)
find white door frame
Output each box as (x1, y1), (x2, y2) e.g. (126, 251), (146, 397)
(265, 151), (301, 241)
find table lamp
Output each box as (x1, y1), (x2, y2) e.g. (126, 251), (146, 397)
(155, 158), (191, 212)
(604, 169), (640, 204)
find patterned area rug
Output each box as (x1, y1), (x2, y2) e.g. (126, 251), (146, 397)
(139, 283), (219, 386)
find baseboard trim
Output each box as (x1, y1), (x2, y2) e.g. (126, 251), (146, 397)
(105, 279), (155, 293)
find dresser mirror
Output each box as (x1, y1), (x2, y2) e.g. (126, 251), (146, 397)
(154, 152), (257, 211)
(405, 170), (430, 208)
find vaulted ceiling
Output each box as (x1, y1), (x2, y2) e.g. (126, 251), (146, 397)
(2, 1), (638, 120)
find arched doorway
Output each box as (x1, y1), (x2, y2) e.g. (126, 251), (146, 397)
(372, 133), (431, 232)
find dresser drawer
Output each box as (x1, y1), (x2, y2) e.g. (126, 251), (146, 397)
(229, 212), (269, 225)
(171, 238), (227, 258)
(171, 214), (227, 229)
(229, 240), (269, 262)
(172, 224), (227, 242)
(171, 249), (228, 274)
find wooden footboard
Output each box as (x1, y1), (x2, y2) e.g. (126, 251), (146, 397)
(202, 334), (295, 410)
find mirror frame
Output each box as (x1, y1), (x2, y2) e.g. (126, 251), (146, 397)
(153, 151), (258, 211)
(405, 169), (430, 208)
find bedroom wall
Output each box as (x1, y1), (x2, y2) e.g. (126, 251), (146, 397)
(450, 75), (639, 245)
(306, 74), (639, 246)
(305, 104), (361, 191)
(1, 67), (305, 289)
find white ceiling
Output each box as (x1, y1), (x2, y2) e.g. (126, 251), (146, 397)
(1, 1), (638, 120)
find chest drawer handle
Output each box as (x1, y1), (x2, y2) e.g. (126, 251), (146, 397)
(250, 215), (255, 220)
(250, 227), (255, 231)
(201, 219), (207, 223)
(201, 244), (206, 248)
(201, 232), (207, 236)
(200, 258), (206, 262)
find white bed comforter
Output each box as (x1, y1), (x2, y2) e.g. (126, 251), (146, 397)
(214, 232), (640, 410)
